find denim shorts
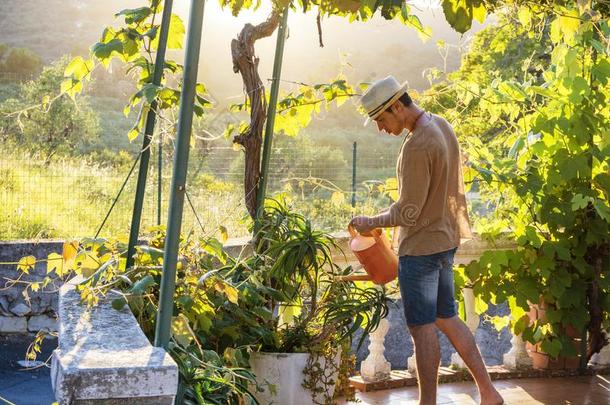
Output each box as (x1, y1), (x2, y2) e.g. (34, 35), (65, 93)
(398, 247), (458, 326)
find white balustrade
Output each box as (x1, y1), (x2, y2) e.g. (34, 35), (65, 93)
(451, 287), (480, 368)
(329, 233), (525, 375)
(360, 317), (392, 381)
(407, 347), (417, 374)
(503, 331), (532, 369)
(590, 343), (610, 366)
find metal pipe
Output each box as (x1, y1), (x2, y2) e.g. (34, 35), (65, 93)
(157, 131), (163, 225)
(351, 141), (357, 207)
(254, 8), (289, 233)
(126, 0), (174, 270)
(154, 0), (206, 348)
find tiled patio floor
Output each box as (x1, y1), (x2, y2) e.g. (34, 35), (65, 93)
(341, 375), (610, 404)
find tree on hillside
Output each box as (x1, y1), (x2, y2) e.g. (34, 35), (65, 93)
(0, 44), (43, 78)
(0, 43), (8, 62)
(0, 56), (99, 158)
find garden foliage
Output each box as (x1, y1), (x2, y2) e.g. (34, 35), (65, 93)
(20, 201), (388, 404)
(421, 4), (610, 359)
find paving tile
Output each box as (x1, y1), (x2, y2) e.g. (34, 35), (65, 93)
(341, 375), (610, 405)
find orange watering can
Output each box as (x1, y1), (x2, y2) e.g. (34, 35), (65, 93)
(340, 225), (398, 285)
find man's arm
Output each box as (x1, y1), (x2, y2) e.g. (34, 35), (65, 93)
(369, 148), (431, 228)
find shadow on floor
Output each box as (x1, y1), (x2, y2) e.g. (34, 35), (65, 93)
(0, 334), (56, 405)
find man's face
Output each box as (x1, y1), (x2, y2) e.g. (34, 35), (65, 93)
(374, 109), (402, 136)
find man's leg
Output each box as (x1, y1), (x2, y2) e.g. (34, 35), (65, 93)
(409, 323), (440, 405)
(435, 248), (503, 405)
(398, 252), (447, 405)
(436, 316), (503, 405)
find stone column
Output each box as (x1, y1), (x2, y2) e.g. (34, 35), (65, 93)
(451, 287), (479, 368)
(360, 317), (391, 381)
(503, 331), (532, 369)
(407, 347), (417, 374)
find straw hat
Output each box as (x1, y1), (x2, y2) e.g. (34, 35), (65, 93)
(360, 75), (409, 126)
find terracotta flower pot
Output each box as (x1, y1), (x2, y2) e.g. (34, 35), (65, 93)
(526, 300), (582, 370)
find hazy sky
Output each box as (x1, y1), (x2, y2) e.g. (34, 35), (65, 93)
(0, 0), (487, 105)
(162, 1), (487, 104)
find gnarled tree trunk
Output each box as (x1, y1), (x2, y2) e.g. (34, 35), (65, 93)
(231, 11), (280, 219)
(586, 241), (609, 360)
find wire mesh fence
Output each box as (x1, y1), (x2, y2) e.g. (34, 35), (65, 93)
(0, 72), (34, 83)
(1, 142), (401, 240)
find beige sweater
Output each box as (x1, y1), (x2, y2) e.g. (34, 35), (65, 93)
(377, 114), (472, 256)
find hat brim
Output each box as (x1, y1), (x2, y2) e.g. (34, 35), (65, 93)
(363, 81), (409, 126)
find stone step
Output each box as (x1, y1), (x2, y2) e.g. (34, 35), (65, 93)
(349, 365), (610, 392)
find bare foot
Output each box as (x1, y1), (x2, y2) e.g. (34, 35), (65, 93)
(480, 387), (504, 405)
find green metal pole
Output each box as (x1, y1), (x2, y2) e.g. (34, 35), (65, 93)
(126, 0), (174, 270)
(254, 8), (289, 233)
(351, 141), (357, 208)
(157, 131), (163, 225)
(154, 0), (206, 349)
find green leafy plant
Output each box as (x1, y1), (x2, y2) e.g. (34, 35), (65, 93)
(110, 202), (387, 403)
(246, 199), (388, 403)
(13, 200), (387, 403)
(59, 231), (265, 404)
(251, 200), (388, 351)
(421, 4), (610, 361)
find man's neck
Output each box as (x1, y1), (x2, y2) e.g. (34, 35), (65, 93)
(404, 105), (425, 132)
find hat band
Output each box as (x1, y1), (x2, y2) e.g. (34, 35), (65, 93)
(368, 102), (389, 118)
(367, 91), (404, 118)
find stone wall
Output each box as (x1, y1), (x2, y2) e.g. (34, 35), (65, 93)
(0, 237), (256, 335)
(0, 240), (63, 333)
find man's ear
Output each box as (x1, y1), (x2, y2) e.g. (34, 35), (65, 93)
(389, 101), (401, 114)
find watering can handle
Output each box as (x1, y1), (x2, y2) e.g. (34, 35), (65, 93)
(348, 224), (382, 240)
(348, 224), (358, 238)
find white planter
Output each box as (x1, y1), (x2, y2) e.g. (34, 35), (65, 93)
(249, 351), (340, 405)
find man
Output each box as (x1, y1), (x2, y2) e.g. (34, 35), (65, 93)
(350, 76), (503, 405)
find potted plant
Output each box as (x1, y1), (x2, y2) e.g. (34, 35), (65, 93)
(243, 200), (389, 405)
(525, 298), (582, 370)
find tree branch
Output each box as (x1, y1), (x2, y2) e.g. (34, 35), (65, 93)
(231, 10), (281, 218)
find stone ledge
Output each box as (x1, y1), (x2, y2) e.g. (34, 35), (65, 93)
(0, 315), (28, 333)
(28, 314), (58, 332)
(69, 396), (175, 405)
(349, 365), (610, 392)
(51, 277), (178, 405)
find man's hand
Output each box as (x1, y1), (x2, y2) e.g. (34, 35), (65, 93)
(349, 216), (376, 234)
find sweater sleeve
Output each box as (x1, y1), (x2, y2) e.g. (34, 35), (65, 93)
(374, 148), (431, 228)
